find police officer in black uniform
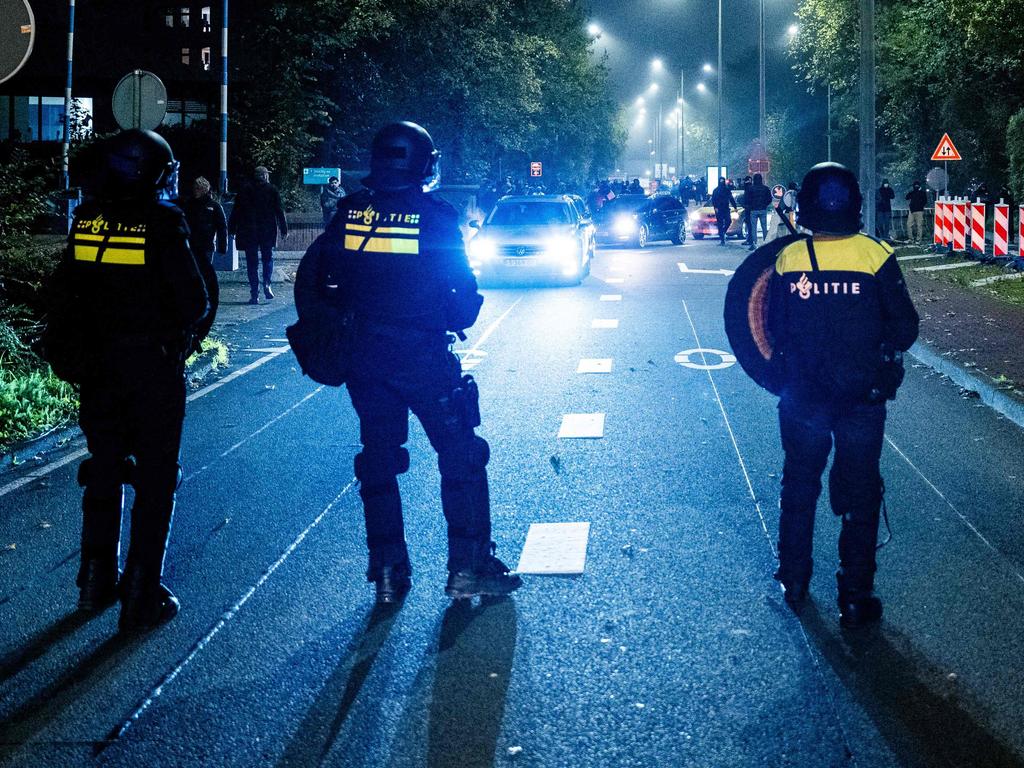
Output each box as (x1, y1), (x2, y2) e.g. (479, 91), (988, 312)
(45, 129), (214, 630)
(324, 121), (521, 604)
(768, 162), (919, 627)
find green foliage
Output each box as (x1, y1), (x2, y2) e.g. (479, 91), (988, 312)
(186, 336), (229, 371)
(0, 365), (78, 451)
(1007, 109), (1024, 201)
(0, 150), (49, 248)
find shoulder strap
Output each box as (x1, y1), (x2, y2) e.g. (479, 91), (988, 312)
(805, 237), (820, 272)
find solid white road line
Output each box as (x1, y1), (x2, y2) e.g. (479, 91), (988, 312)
(896, 253), (943, 262)
(913, 261), (977, 272)
(591, 319), (619, 329)
(971, 272), (1024, 287)
(108, 480), (358, 744)
(557, 413), (605, 439)
(884, 436), (1024, 587)
(459, 297), (524, 356)
(678, 263), (735, 276)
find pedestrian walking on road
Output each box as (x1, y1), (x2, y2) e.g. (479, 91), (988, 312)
(43, 130), (216, 630)
(229, 165), (288, 304)
(905, 181), (927, 243)
(181, 176), (227, 262)
(745, 173), (773, 249)
(767, 162), (919, 627)
(320, 176), (345, 227)
(876, 179), (895, 240)
(711, 177), (737, 245)
(319, 121), (522, 605)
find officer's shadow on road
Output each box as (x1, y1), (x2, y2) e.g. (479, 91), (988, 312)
(386, 597), (518, 768)
(277, 602), (405, 768)
(799, 602), (1024, 767)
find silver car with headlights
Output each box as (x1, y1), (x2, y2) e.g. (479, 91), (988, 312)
(468, 195), (595, 286)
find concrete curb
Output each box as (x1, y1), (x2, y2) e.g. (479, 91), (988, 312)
(909, 341), (1024, 430)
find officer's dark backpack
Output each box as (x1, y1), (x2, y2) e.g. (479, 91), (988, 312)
(286, 234), (354, 387)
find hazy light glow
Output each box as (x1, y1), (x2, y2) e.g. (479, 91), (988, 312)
(648, 83), (660, 93)
(651, 58), (664, 71)
(702, 63), (713, 73)
(588, 22), (602, 36)
(788, 24), (799, 36)
(697, 82), (708, 93)
(635, 96), (645, 106)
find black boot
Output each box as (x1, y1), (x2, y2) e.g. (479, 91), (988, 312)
(77, 493), (123, 611)
(773, 568), (810, 608)
(372, 560), (412, 605)
(445, 542), (522, 599)
(77, 558), (120, 612)
(836, 569), (882, 628)
(119, 564), (179, 631)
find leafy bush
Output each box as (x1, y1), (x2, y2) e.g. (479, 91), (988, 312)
(0, 366), (78, 451)
(0, 149), (49, 248)
(1008, 109), (1024, 201)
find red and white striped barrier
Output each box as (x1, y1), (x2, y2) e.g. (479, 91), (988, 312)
(971, 200), (986, 254)
(1019, 205), (1024, 260)
(994, 203), (1009, 258)
(934, 199), (944, 245)
(952, 199), (967, 251)
(943, 197), (954, 246)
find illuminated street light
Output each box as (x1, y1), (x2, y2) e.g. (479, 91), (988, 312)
(635, 96), (645, 107)
(788, 23), (799, 36)
(588, 22), (602, 37)
(648, 83), (659, 93)
(703, 63), (713, 73)
(697, 82), (708, 93)
(651, 58), (664, 72)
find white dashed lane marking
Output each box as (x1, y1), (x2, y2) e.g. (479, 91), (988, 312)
(677, 263), (735, 276)
(605, 277), (625, 284)
(600, 294), (622, 302)
(557, 413), (605, 439)
(577, 358), (613, 374)
(591, 319), (619, 329)
(516, 522), (591, 575)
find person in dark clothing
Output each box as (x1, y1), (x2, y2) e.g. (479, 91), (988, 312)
(43, 130), (214, 631)
(767, 162), (919, 627)
(229, 165), (288, 304)
(741, 176), (754, 247)
(905, 181), (928, 243)
(313, 121), (522, 605)
(876, 179), (895, 240)
(627, 178), (644, 195)
(711, 177), (737, 245)
(320, 176), (345, 227)
(745, 173), (773, 249)
(181, 176), (227, 262)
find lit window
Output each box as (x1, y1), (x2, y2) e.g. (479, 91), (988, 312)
(181, 47), (190, 65)
(201, 6), (211, 31)
(201, 47), (212, 71)
(165, 8), (174, 26)
(180, 6), (190, 27)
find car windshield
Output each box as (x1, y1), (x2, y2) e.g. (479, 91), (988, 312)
(597, 197), (648, 217)
(488, 202), (572, 226)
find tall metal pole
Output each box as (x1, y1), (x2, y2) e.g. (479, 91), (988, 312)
(219, 0), (229, 195)
(717, 0), (723, 176)
(859, 0), (876, 235)
(61, 0), (75, 191)
(758, 0), (765, 144)
(827, 82), (832, 162)
(680, 70), (686, 178)
(658, 100), (663, 179)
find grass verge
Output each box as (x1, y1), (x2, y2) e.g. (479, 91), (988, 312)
(895, 246), (1024, 305)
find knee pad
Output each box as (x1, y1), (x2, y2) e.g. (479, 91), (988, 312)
(438, 435), (489, 480)
(354, 447), (410, 485)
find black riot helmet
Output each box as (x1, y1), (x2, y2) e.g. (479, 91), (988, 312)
(796, 162), (862, 235)
(363, 121), (441, 193)
(96, 129), (179, 201)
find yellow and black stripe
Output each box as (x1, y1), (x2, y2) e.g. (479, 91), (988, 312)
(73, 233), (147, 266)
(343, 222), (421, 255)
(775, 234), (893, 276)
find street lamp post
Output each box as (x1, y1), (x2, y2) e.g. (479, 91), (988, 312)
(219, 0), (229, 195)
(758, 0), (765, 144)
(717, 0), (723, 175)
(860, 0), (876, 235)
(61, 0), (75, 193)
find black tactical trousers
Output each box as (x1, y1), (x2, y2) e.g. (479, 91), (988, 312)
(347, 343), (491, 577)
(776, 397), (886, 596)
(77, 343), (185, 585)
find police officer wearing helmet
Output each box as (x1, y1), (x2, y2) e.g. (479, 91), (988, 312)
(44, 129), (215, 630)
(767, 162), (919, 627)
(325, 121), (521, 604)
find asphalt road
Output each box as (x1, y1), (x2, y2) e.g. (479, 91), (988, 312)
(2, 235), (1024, 767)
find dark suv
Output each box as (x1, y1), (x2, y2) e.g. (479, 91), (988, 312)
(594, 194), (687, 248)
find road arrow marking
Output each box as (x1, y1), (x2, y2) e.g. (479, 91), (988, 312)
(677, 263), (735, 276)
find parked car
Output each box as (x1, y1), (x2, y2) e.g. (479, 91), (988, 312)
(594, 194), (687, 248)
(689, 191), (748, 240)
(467, 195), (595, 285)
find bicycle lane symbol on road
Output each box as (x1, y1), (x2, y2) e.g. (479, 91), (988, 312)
(674, 348), (737, 371)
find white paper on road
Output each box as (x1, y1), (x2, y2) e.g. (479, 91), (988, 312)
(913, 261), (977, 272)
(558, 413), (605, 438)
(577, 358), (613, 374)
(516, 522), (591, 574)
(600, 294), (622, 301)
(605, 277), (625, 284)
(591, 319), (619, 329)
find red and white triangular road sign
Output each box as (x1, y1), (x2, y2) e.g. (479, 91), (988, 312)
(931, 133), (962, 162)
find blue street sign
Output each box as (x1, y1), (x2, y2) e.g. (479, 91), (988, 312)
(303, 167), (341, 185)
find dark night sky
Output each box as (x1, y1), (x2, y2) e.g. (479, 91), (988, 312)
(586, 0), (823, 179)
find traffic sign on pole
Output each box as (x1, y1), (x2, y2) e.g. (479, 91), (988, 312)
(530, 161), (543, 178)
(112, 70), (168, 131)
(0, 0), (34, 85)
(931, 133), (962, 162)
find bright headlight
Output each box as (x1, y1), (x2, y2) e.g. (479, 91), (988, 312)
(544, 235), (577, 261)
(613, 215), (637, 235)
(469, 237), (497, 261)
(689, 211), (701, 221)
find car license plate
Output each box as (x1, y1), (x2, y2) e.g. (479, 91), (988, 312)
(504, 257), (537, 267)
